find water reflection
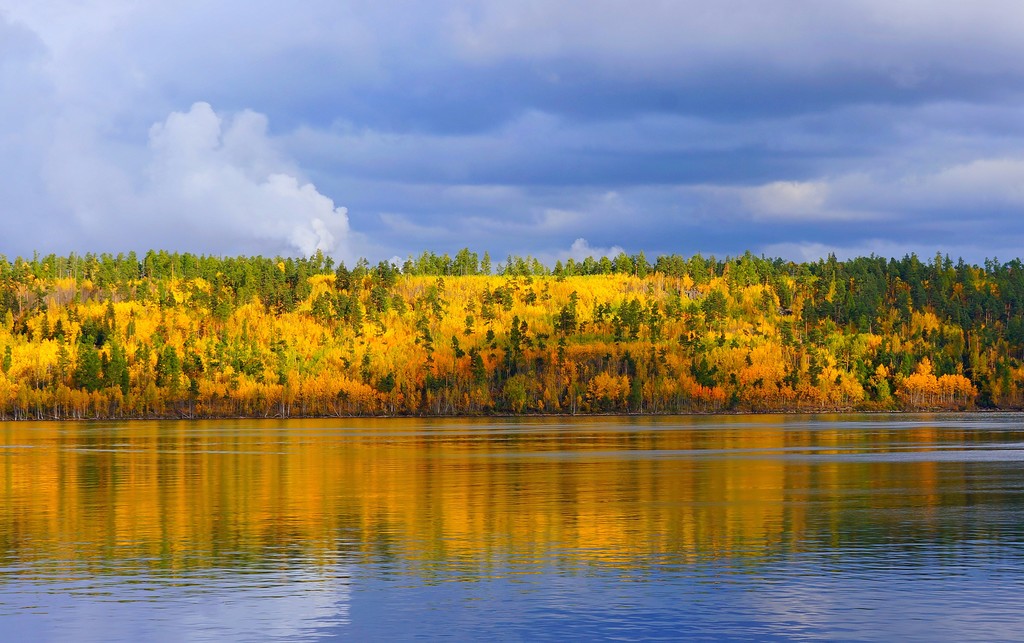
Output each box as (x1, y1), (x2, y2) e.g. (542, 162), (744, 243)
(2, 415), (1024, 640)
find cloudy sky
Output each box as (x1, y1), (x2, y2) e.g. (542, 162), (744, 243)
(3, 1), (1024, 264)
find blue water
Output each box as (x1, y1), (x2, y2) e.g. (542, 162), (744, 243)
(1, 414), (1023, 641)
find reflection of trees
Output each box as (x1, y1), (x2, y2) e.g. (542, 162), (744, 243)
(0, 418), (1018, 579)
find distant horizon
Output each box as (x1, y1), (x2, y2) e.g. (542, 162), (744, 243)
(0, 246), (1015, 272)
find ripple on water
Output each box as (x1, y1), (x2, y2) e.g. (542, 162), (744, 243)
(3, 415), (1024, 640)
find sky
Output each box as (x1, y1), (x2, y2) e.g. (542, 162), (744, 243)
(2, 1), (1024, 265)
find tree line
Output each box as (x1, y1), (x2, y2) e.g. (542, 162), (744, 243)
(0, 248), (1021, 419)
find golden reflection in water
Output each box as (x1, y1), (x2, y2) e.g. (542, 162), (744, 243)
(0, 418), (973, 577)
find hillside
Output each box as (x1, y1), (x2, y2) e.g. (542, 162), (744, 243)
(0, 249), (1021, 419)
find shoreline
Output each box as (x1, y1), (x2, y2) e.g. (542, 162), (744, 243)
(0, 406), (1013, 424)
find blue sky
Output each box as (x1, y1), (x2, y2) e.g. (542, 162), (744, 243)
(3, 1), (1024, 264)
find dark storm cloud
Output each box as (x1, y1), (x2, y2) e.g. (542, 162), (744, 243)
(4, 1), (1024, 263)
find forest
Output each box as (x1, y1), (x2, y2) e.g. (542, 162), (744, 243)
(0, 247), (1020, 419)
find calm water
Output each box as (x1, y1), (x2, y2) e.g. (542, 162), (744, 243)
(2, 414), (1024, 641)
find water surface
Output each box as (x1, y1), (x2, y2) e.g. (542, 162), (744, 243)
(2, 414), (1023, 640)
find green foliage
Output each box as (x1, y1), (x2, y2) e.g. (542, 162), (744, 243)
(74, 345), (103, 393)
(156, 345), (182, 391)
(1, 248), (1024, 419)
(701, 290), (728, 323)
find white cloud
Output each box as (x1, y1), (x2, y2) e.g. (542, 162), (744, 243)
(4, 1), (1024, 264)
(809, 156), (1024, 216)
(759, 237), (1020, 263)
(741, 181), (831, 220)
(564, 238), (626, 261)
(918, 158), (1024, 205)
(760, 240), (912, 262)
(0, 9), (359, 259)
(692, 178), (879, 223)
(42, 102), (355, 259)
(688, 154), (1024, 230)
(142, 102), (353, 258)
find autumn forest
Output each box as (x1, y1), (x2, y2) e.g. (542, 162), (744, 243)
(0, 248), (1021, 420)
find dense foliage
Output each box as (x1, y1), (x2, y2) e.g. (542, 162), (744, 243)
(0, 248), (1020, 419)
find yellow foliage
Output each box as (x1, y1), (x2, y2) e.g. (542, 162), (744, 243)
(0, 265), (996, 419)
(587, 372), (628, 408)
